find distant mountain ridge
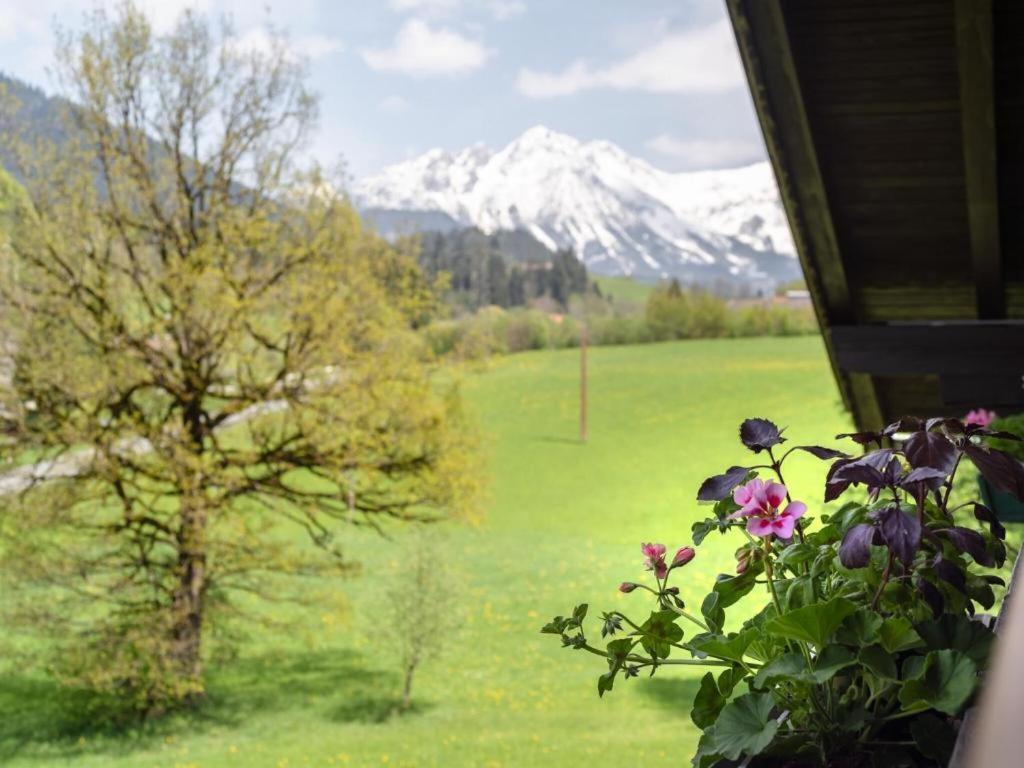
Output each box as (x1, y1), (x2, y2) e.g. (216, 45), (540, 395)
(353, 126), (800, 284)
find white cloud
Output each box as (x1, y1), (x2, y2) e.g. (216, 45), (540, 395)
(516, 18), (743, 98)
(645, 134), (763, 169)
(388, 0), (524, 21)
(360, 19), (491, 77)
(379, 94), (410, 112)
(226, 28), (342, 61)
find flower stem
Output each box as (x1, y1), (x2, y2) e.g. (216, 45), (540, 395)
(764, 537), (784, 615)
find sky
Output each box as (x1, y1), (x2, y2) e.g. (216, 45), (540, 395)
(0, 0), (767, 179)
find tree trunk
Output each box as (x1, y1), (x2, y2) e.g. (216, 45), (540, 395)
(579, 322), (588, 442)
(400, 654), (419, 712)
(169, 493), (207, 704)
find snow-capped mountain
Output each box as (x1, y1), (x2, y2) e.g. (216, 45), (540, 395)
(353, 126), (799, 283)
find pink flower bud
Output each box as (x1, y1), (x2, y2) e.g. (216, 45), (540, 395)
(964, 408), (997, 427)
(618, 582), (638, 593)
(672, 547), (695, 568)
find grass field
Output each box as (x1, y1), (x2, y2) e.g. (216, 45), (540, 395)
(592, 275), (657, 306)
(0, 337), (870, 767)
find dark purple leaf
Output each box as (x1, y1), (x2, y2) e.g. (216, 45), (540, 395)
(825, 458), (854, 502)
(697, 466), (750, 502)
(921, 525), (943, 548)
(794, 445), (849, 461)
(854, 448), (896, 472)
(941, 527), (995, 568)
(739, 418), (785, 453)
(832, 462), (885, 487)
(917, 578), (944, 618)
(883, 417), (922, 436)
(876, 505), (921, 566)
(899, 466), (948, 503)
(825, 449), (894, 500)
(926, 417), (964, 434)
(965, 444), (1024, 500)
(838, 523), (879, 568)
(901, 466), (948, 486)
(904, 430), (957, 474)
(933, 556), (967, 594)
(836, 430), (882, 446)
(973, 503), (1006, 541)
(981, 430), (1022, 441)
(882, 458), (904, 486)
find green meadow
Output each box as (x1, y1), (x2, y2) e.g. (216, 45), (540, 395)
(0, 337), (864, 767)
(592, 274), (656, 306)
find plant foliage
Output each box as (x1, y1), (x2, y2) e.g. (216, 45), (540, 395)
(541, 416), (1021, 767)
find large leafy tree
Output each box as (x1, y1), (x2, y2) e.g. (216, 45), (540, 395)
(0, 4), (476, 714)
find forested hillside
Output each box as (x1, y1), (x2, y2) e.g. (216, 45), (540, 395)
(415, 227), (588, 310)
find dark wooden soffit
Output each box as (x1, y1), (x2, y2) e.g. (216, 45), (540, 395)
(956, 0), (1005, 318)
(728, 0), (1017, 429)
(726, 0), (885, 430)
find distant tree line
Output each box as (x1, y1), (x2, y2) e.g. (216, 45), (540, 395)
(424, 278), (817, 360)
(415, 227), (588, 310)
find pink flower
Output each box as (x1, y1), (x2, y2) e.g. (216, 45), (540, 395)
(732, 478), (787, 518)
(729, 478), (807, 539)
(641, 542), (668, 579)
(619, 582), (638, 593)
(964, 409), (996, 427)
(671, 547), (695, 568)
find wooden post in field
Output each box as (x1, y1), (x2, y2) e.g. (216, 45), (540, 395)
(579, 321), (588, 443)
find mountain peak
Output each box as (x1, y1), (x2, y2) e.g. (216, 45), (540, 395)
(498, 126), (582, 162)
(354, 130), (797, 283)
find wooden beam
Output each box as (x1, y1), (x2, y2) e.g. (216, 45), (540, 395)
(831, 322), (1024, 375)
(956, 0), (1005, 319)
(726, 0), (884, 430)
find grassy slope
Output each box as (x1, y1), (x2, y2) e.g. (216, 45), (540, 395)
(592, 275), (656, 306)
(0, 337), (857, 767)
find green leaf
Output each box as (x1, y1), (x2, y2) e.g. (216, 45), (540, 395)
(606, 637), (634, 661)
(899, 649), (978, 716)
(916, 614), (995, 665)
(690, 627), (758, 664)
(691, 732), (723, 768)
(764, 597), (858, 647)
(835, 608), (883, 646)
(691, 672), (727, 729)
(776, 542), (817, 570)
(753, 646), (855, 688)
(781, 575), (815, 611)
(910, 713), (958, 765)
(691, 519), (717, 546)
(712, 570), (758, 609)
(700, 592), (724, 634)
(597, 669), (615, 697)
(859, 643), (898, 680)
(637, 610), (683, 659)
(752, 652), (805, 688)
(812, 645), (856, 683)
(702, 692), (780, 761)
(717, 666), (745, 697)
(902, 654), (926, 681)
(878, 616), (924, 654)
(572, 603), (588, 623)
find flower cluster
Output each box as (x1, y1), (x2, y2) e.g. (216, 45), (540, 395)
(728, 478), (806, 539)
(541, 415), (1023, 768)
(637, 542), (694, 580)
(965, 408), (996, 427)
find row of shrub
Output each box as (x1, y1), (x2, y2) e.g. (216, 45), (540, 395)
(423, 300), (817, 360)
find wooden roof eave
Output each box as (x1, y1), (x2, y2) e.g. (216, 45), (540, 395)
(726, 0), (885, 431)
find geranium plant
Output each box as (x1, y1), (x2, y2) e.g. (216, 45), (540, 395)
(542, 417), (1024, 767)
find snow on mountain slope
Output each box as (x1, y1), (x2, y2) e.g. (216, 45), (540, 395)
(353, 126), (798, 282)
